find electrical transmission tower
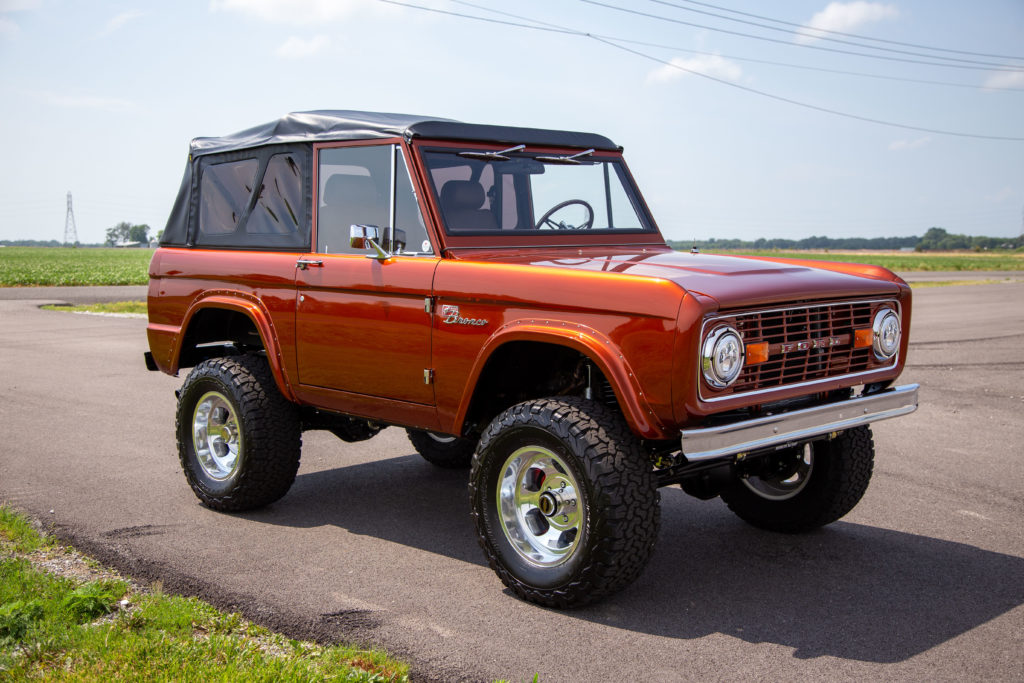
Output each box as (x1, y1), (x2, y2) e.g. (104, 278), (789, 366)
(64, 191), (78, 246)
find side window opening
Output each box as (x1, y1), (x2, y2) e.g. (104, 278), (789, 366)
(316, 144), (432, 255)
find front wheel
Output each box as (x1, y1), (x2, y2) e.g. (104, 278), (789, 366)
(176, 355), (301, 512)
(470, 398), (659, 608)
(720, 426), (875, 533)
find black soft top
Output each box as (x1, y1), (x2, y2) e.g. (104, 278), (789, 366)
(161, 110), (621, 247)
(189, 110), (620, 156)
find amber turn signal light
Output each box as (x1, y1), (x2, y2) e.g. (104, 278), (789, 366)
(745, 342), (769, 365)
(854, 328), (873, 348)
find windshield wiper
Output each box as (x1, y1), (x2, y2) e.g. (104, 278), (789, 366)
(535, 148), (595, 165)
(457, 144), (525, 161)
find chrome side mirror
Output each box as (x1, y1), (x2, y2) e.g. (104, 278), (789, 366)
(350, 224), (389, 260)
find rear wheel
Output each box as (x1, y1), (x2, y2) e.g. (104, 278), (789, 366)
(406, 429), (476, 469)
(470, 397), (659, 608)
(720, 426), (875, 533)
(176, 355), (301, 511)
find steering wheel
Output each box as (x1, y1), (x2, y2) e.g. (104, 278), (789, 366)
(534, 199), (595, 230)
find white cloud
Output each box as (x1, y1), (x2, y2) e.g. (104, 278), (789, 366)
(982, 70), (1024, 91)
(796, 2), (899, 44)
(40, 92), (136, 113)
(211, 0), (376, 25)
(101, 10), (145, 36)
(647, 54), (742, 84)
(275, 34), (329, 59)
(888, 136), (931, 151)
(0, 0), (39, 36)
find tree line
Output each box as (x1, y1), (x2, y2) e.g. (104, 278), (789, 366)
(4, 224), (1021, 251)
(667, 227), (1023, 252)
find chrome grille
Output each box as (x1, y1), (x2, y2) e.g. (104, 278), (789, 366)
(702, 299), (894, 400)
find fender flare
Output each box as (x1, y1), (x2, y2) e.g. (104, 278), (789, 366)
(453, 319), (668, 440)
(173, 292), (296, 402)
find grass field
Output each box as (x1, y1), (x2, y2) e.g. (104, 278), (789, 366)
(41, 301), (148, 315)
(715, 249), (1024, 271)
(1, 247), (1022, 288)
(0, 247), (152, 286)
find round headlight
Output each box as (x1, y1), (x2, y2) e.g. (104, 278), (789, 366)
(702, 325), (745, 388)
(872, 309), (901, 360)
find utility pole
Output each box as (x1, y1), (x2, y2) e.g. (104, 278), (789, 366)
(64, 192), (78, 246)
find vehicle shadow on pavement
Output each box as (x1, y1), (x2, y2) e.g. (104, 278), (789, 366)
(587, 486), (1024, 663)
(241, 451), (485, 566)
(243, 455), (1023, 664)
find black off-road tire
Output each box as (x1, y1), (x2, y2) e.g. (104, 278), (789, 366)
(720, 426), (875, 533)
(470, 397), (660, 608)
(176, 355), (301, 512)
(406, 429), (476, 469)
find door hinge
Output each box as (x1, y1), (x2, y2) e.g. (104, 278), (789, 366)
(423, 368), (435, 385)
(424, 296), (434, 314)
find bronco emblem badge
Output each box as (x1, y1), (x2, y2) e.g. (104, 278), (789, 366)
(440, 305), (488, 327)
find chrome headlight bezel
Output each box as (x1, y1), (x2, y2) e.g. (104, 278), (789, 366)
(702, 325), (745, 389)
(872, 308), (901, 360)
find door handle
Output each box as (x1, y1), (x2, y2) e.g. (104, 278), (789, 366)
(296, 259), (324, 270)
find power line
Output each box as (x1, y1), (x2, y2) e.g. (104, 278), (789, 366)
(451, 1), (1022, 93)
(379, 0), (1024, 141)
(659, 0), (1024, 62)
(645, 0), (1024, 66)
(581, 0), (1024, 73)
(591, 34), (1024, 142)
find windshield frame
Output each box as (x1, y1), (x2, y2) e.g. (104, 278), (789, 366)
(410, 140), (665, 251)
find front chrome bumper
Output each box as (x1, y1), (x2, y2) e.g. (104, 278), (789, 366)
(680, 384), (919, 461)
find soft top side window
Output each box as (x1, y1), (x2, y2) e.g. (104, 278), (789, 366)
(192, 147), (311, 250)
(198, 159), (257, 238)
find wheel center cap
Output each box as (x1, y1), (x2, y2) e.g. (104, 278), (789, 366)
(538, 491), (559, 517)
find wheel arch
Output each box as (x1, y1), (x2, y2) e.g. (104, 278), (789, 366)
(172, 294), (295, 402)
(452, 323), (666, 440)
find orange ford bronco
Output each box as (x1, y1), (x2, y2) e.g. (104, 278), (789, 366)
(146, 110), (918, 607)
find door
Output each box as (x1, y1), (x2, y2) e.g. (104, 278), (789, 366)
(295, 142), (438, 405)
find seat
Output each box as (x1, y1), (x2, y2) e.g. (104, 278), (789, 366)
(318, 174), (388, 251)
(439, 180), (498, 231)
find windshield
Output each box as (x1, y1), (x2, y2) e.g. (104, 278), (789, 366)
(420, 148), (654, 236)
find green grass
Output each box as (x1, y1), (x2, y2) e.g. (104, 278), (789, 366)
(0, 247), (152, 286)
(41, 301), (147, 315)
(713, 249), (1024, 272)
(0, 506), (408, 682)
(910, 279), (1014, 288)
(4, 247), (1020, 288)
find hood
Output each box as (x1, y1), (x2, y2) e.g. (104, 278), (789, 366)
(460, 247), (902, 308)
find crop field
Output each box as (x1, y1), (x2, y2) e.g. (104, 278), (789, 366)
(0, 247), (153, 286)
(715, 249), (1024, 272)
(0, 247), (1021, 287)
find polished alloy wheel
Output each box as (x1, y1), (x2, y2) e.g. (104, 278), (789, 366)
(192, 390), (242, 480)
(743, 443), (813, 501)
(497, 446), (584, 566)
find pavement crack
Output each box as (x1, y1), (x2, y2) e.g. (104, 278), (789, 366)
(103, 524), (176, 539)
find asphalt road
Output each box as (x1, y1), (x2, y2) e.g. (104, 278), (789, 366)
(1, 282), (1022, 681)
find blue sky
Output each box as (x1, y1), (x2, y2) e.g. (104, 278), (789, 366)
(1, 0), (1021, 245)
